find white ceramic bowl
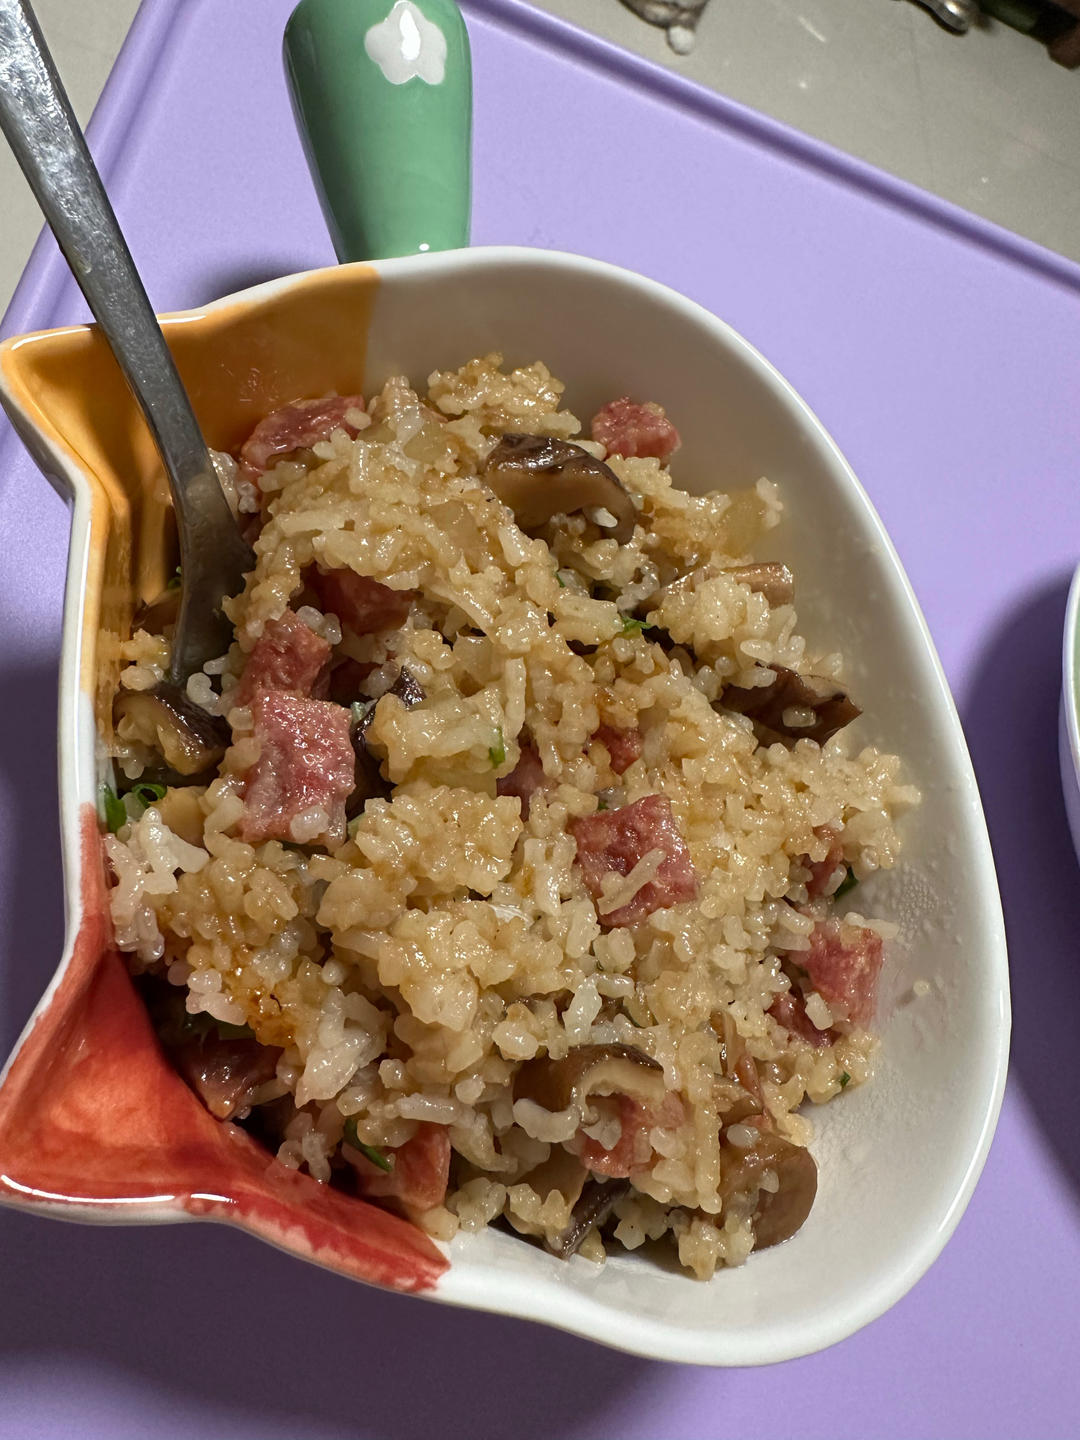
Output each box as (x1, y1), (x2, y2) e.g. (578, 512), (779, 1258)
(1059, 563), (1080, 862)
(0, 247), (1010, 1365)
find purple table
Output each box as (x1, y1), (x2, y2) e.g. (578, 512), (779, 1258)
(2, 1), (1079, 1434)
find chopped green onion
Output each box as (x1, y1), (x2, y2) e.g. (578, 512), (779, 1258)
(619, 614), (646, 636)
(834, 866), (858, 899)
(166, 566), (182, 591)
(839, 1071), (851, 1089)
(554, 569), (567, 588)
(343, 1115), (393, 1170)
(596, 798), (609, 811)
(130, 782), (166, 809)
(489, 727), (506, 768)
(102, 784), (127, 834)
(357, 1141), (393, 1172)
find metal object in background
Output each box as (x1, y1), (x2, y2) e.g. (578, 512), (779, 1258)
(619, 0), (711, 53)
(901, 0), (1080, 64)
(901, 0), (982, 31)
(0, 0), (254, 682)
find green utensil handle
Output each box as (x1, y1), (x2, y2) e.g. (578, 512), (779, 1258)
(284, 0), (472, 262)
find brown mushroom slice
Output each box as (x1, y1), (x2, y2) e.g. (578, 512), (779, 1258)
(387, 665), (426, 709)
(514, 1043), (667, 1117)
(724, 562), (795, 608)
(638, 564), (792, 663)
(753, 1142), (818, 1250)
(549, 1177), (632, 1260)
(719, 665), (861, 746)
(662, 561), (794, 611)
(732, 1051), (764, 1105)
(511, 1148), (631, 1259)
(509, 1147), (590, 1239)
(483, 434), (637, 544)
(347, 698), (389, 818)
(346, 666), (426, 818)
(113, 684), (230, 776)
(719, 1090), (765, 1128)
(718, 1128), (818, 1251)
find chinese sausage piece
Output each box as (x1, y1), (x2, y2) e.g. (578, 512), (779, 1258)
(239, 394), (366, 480)
(570, 794), (699, 928)
(590, 397), (680, 461)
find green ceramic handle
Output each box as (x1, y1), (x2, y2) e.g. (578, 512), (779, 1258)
(284, 0), (472, 262)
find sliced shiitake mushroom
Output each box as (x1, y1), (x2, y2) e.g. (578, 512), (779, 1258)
(514, 1043), (667, 1116)
(724, 562), (795, 608)
(724, 1100), (764, 1133)
(507, 1147), (588, 1239)
(387, 665), (426, 710)
(113, 684), (230, 776)
(347, 701), (389, 817)
(549, 1176), (632, 1259)
(483, 434), (637, 544)
(510, 1147), (631, 1259)
(346, 666), (426, 818)
(718, 1127), (818, 1251)
(719, 665), (860, 746)
(650, 560), (793, 624)
(753, 1142), (818, 1251)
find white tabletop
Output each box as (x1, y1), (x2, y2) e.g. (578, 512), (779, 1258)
(2, 0), (1078, 319)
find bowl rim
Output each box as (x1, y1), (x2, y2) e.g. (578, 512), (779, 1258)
(0, 244), (1012, 1366)
(1059, 562), (1080, 853)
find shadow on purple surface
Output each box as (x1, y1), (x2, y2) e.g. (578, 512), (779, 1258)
(193, 261), (332, 307)
(960, 572), (1080, 1202)
(0, 1207), (661, 1438)
(0, 657), (65, 1063)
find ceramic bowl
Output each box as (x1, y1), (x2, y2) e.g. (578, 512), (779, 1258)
(0, 247), (1010, 1365)
(1059, 564), (1080, 862)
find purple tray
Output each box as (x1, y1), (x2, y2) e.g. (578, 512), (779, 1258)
(2, 1), (1079, 1434)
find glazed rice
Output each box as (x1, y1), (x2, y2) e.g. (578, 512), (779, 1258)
(104, 354), (917, 1279)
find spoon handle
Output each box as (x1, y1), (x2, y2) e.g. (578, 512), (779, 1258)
(284, 0), (472, 262)
(0, 0), (251, 681)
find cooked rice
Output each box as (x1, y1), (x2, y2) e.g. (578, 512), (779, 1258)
(104, 354), (916, 1281)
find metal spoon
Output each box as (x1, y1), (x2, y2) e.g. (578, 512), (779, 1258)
(0, 0), (253, 684)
